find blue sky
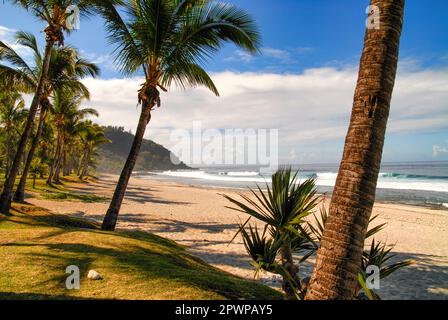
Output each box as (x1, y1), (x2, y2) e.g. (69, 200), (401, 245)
(1, 0), (447, 164)
(2, 0), (448, 76)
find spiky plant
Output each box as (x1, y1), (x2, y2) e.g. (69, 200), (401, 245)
(358, 239), (413, 300)
(224, 168), (319, 299)
(309, 205), (412, 299)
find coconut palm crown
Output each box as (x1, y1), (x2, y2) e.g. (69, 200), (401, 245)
(10, 0), (119, 45)
(100, 0), (260, 99)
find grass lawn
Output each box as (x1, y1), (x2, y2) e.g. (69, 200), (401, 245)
(0, 204), (282, 300)
(0, 174), (108, 203)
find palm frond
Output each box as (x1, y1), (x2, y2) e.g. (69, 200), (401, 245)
(366, 214), (387, 239)
(0, 65), (36, 93)
(95, 0), (147, 76)
(15, 31), (42, 67)
(161, 62), (219, 96)
(0, 39), (37, 86)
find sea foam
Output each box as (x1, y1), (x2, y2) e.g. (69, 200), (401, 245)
(150, 170), (448, 193)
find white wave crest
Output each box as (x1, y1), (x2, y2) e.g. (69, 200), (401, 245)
(146, 170), (448, 193)
(152, 170), (267, 183)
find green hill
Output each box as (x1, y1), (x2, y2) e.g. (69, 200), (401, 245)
(97, 126), (190, 173)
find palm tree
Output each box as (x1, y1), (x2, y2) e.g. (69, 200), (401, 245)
(0, 0), (115, 214)
(305, 0), (406, 300)
(46, 89), (98, 185)
(77, 121), (109, 179)
(98, 0), (260, 231)
(1, 32), (100, 201)
(0, 90), (27, 175)
(34, 118), (54, 176)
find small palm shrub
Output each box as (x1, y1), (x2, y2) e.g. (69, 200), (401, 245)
(225, 169), (412, 300)
(223, 168), (319, 299)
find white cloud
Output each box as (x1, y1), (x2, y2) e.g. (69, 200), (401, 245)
(226, 46), (312, 65)
(223, 49), (254, 63)
(79, 50), (117, 72)
(81, 64), (448, 164)
(262, 47), (292, 60)
(0, 25), (16, 40)
(294, 47), (314, 54)
(433, 144), (448, 157)
(0, 24), (34, 61)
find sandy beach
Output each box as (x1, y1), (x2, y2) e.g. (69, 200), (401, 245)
(28, 174), (448, 300)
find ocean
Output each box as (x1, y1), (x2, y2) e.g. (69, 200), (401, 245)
(137, 161), (448, 209)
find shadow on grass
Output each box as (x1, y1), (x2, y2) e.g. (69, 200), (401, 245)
(2, 235), (280, 300)
(0, 292), (98, 300)
(4, 207), (99, 230)
(2, 205), (280, 300)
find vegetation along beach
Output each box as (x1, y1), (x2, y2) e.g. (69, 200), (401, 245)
(0, 0), (447, 305)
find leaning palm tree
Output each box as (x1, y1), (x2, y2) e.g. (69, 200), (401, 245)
(305, 0), (406, 300)
(98, 0), (261, 231)
(2, 32), (100, 201)
(0, 0), (115, 214)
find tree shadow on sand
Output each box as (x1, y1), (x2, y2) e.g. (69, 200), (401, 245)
(115, 215), (239, 234)
(372, 252), (448, 300)
(123, 186), (192, 205)
(193, 249), (448, 300)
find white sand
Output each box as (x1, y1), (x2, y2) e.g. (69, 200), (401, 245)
(28, 174), (448, 300)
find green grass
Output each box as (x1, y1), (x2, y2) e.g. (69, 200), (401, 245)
(0, 204), (282, 300)
(40, 191), (108, 203)
(0, 174), (108, 203)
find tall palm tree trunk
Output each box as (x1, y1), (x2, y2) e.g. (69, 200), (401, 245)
(5, 126), (12, 177)
(0, 41), (53, 214)
(101, 102), (152, 231)
(63, 150), (71, 176)
(79, 147), (91, 179)
(47, 127), (62, 185)
(20, 149), (27, 175)
(77, 153), (84, 176)
(13, 105), (48, 202)
(62, 151), (67, 176)
(53, 140), (64, 184)
(305, 0), (405, 300)
(46, 163), (55, 186)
